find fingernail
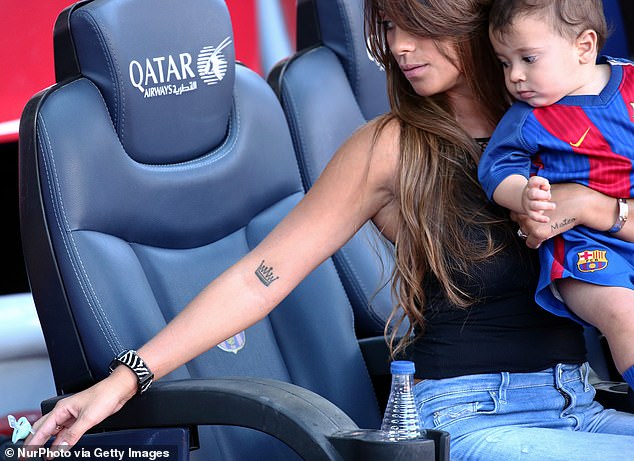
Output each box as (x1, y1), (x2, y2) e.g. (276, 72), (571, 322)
(59, 442), (69, 452)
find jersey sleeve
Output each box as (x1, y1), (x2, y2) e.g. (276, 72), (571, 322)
(478, 102), (536, 201)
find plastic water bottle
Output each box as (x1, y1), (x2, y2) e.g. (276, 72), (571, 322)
(380, 360), (424, 441)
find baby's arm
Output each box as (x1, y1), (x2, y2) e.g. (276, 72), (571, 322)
(492, 174), (555, 223)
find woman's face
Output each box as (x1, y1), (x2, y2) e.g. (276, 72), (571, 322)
(385, 21), (465, 97)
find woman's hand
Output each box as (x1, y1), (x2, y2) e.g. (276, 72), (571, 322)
(24, 367), (137, 450)
(511, 211), (547, 249)
(511, 183), (633, 248)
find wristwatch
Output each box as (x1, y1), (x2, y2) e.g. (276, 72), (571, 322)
(108, 350), (154, 394)
(607, 198), (629, 233)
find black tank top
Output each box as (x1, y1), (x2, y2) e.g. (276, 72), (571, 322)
(411, 222), (586, 380)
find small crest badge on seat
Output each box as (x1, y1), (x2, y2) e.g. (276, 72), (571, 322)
(218, 331), (246, 353)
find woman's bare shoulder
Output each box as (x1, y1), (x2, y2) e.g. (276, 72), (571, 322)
(327, 115), (399, 169)
(363, 116), (400, 184)
(340, 116), (400, 170)
(314, 116), (398, 216)
(357, 115), (401, 148)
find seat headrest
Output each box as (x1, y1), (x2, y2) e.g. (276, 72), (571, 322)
(66, 0), (235, 164)
(313, 0), (388, 119)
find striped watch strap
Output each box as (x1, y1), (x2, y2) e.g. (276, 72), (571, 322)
(108, 349), (154, 394)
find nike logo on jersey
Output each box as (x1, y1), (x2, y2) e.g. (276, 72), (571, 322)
(570, 127), (591, 147)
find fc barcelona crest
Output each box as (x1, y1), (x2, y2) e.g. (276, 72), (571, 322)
(576, 249), (608, 273)
(217, 331), (246, 354)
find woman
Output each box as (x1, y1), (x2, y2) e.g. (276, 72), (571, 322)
(27, 0), (634, 459)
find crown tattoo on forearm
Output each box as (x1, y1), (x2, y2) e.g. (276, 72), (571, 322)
(255, 260), (280, 287)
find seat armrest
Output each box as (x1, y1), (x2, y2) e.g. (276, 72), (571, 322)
(42, 377), (448, 460)
(43, 377), (356, 461)
(329, 429), (449, 461)
(593, 381), (634, 413)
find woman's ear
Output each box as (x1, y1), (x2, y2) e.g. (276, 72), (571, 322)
(576, 29), (598, 64)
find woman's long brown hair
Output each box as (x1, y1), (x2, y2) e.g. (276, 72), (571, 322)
(364, 0), (513, 356)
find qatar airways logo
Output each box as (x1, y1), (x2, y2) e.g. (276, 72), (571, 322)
(128, 37), (232, 99)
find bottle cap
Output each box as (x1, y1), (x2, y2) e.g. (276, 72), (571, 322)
(390, 360), (415, 374)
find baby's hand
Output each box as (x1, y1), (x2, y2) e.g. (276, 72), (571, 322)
(522, 176), (555, 223)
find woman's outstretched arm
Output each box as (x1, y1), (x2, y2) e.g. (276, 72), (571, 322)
(24, 119), (399, 450)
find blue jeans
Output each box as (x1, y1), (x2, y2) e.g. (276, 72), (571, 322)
(414, 363), (634, 460)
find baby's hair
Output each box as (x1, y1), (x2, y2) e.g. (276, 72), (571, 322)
(489, 0), (608, 51)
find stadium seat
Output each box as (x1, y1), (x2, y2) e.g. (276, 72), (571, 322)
(603, 0), (631, 58)
(268, 0), (400, 339)
(18, 0), (448, 459)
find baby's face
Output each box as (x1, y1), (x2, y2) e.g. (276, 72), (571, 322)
(490, 15), (582, 107)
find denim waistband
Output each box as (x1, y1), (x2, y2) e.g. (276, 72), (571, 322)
(415, 362), (591, 398)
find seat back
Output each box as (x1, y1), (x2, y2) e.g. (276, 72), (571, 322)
(18, 0), (381, 458)
(269, 0), (402, 339)
(603, 0), (630, 58)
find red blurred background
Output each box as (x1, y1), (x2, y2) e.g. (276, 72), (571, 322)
(0, 0), (296, 143)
